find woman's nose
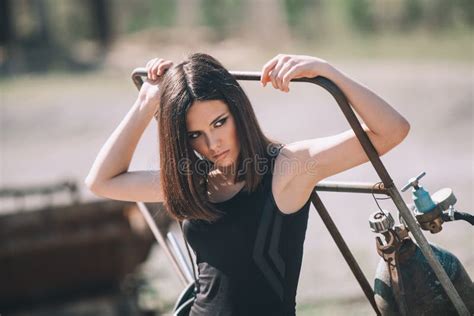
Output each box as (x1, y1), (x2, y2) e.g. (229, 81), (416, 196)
(206, 134), (221, 153)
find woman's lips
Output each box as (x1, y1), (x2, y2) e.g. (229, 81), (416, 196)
(214, 150), (229, 160)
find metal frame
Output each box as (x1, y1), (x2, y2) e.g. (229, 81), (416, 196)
(131, 69), (470, 316)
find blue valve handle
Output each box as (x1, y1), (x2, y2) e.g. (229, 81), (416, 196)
(402, 172), (437, 214)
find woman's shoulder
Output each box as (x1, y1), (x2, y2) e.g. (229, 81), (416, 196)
(270, 143), (316, 215)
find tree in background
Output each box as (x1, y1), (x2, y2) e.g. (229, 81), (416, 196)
(200, 0), (244, 41)
(0, 0), (113, 74)
(283, 0), (327, 41)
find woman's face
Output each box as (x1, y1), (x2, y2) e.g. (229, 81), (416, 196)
(186, 100), (240, 170)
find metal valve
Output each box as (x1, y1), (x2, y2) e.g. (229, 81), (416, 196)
(402, 171), (436, 214)
(401, 172), (460, 233)
(401, 171), (426, 192)
(369, 210), (395, 233)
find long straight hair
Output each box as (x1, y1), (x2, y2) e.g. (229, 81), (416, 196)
(156, 53), (281, 223)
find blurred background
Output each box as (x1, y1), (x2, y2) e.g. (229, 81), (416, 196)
(1, 0), (472, 315)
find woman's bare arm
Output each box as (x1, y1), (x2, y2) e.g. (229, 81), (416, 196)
(84, 96), (164, 202)
(85, 58), (173, 202)
(261, 54), (410, 181)
(260, 54), (410, 213)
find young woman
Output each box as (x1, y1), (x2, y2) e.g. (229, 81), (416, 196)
(85, 53), (410, 315)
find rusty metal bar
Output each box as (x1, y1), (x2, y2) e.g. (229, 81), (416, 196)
(131, 69), (144, 90)
(167, 232), (194, 283)
(310, 191), (381, 315)
(315, 181), (388, 195)
(131, 68), (470, 315)
(136, 202), (190, 286)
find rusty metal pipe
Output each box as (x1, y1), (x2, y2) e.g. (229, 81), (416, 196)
(136, 202), (189, 287)
(310, 191), (381, 315)
(131, 68), (145, 90)
(315, 181), (388, 195)
(167, 231), (194, 284)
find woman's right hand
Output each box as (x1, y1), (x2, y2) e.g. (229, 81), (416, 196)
(138, 58), (174, 108)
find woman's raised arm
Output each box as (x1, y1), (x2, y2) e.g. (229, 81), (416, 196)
(260, 54), (410, 196)
(84, 58), (173, 202)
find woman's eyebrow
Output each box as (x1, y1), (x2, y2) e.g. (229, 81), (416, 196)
(188, 112), (228, 133)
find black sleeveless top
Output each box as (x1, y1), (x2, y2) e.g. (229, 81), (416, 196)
(182, 147), (312, 316)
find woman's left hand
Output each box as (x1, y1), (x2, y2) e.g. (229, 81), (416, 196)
(260, 54), (330, 92)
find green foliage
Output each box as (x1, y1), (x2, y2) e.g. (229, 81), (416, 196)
(345, 0), (376, 34)
(118, 0), (472, 38)
(401, 0), (423, 31)
(48, 0), (95, 41)
(426, 0), (456, 29)
(125, 0), (177, 33)
(200, 0), (244, 40)
(283, 0), (325, 40)
(457, 0), (474, 26)
(339, 0), (473, 35)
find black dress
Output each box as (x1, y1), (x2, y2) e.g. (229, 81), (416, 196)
(182, 147), (312, 316)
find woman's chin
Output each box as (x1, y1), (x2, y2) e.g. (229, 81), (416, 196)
(215, 160), (232, 168)
(214, 157), (237, 170)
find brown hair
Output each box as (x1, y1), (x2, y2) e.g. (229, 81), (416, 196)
(156, 53), (281, 223)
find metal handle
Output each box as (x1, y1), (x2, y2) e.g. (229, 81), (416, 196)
(131, 67), (147, 90)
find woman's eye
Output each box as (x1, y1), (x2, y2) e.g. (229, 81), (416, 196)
(215, 117), (227, 127)
(188, 118), (227, 140)
(188, 132), (199, 140)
